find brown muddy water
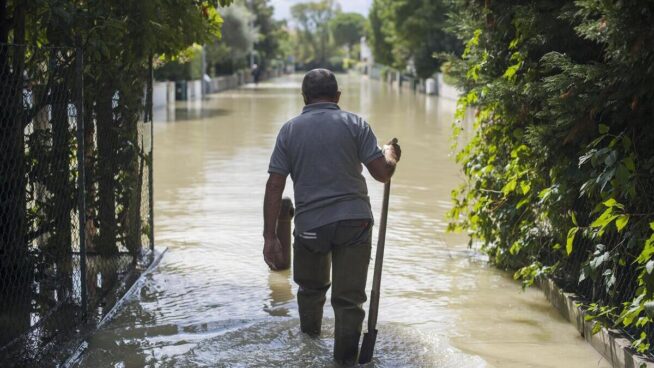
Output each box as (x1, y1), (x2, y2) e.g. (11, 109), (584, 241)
(75, 74), (609, 367)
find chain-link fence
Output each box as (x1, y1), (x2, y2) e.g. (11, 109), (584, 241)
(548, 213), (654, 355)
(0, 43), (154, 367)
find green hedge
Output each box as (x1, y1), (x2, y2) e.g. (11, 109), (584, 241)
(448, 1), (654, 352)
(154, 51), (203, 81)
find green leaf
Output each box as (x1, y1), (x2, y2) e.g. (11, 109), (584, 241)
(579, 268), (587, 282)
(603, 198), (618, 208)
(591, 322), (602, 335)
(590, 252), (608, 270)
(509, 241), (521, 255)
(637, 240), (654, 264)
(615, 215), (629, 232)
(538, 188), (552, 200)
(579, 149), (597, 166)
(624, 156), (636, 171)
(621, 301), (645, 327)
(645, 301), (654, 317)
(570, 211), (578, 226)
(604, 151), (618, 166)
(591, 207), (619, 229)
(598, 124), (609, 134)
(566, 227), (578, 255)
(647, 260), (654, 275)
(616, 163), (630, 184)
(520, 182), (531, 195)
(502, 178), (518, 195)
(516, 198), (530, 209)
(503, 63), (521, 80)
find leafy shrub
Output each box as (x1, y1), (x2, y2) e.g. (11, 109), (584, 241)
(448, 1), (654, 353)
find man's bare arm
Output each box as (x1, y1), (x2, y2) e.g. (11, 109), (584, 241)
(366, 140), (401, 183)
(263, 173), (287, 239)
(262, 173), (287, 270)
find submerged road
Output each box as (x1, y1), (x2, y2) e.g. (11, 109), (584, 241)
(78, 74), (609, 367)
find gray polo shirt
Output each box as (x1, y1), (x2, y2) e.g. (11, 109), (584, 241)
(268, 102), (383, 233)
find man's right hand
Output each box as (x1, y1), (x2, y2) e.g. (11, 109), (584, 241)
(263, 236), (285, 270)
(383, 138), (401, 164)
(366, 138), (400, 183)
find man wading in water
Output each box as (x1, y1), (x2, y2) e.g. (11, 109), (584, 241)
(262, 69), (401, 365)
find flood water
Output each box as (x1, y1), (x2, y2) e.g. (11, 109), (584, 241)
(77, 74), (609, 367)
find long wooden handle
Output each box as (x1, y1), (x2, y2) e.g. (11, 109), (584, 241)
(366, 179), (391, 331)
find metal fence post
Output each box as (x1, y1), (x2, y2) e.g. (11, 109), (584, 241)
(75, 46), (88, 317)
(148, 56), (155, 252)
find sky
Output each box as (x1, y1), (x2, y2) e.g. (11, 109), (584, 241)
(271, 0), (372, 20)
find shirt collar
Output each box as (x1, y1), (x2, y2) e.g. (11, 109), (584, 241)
(301, 102), (340, 114)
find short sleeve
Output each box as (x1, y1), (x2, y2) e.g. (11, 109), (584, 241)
(268, 125), (290, 176)
(358, 120), (383, 164)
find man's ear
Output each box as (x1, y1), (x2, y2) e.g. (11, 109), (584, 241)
(334, 91), (341, 104)
(302, 93), (309, 105)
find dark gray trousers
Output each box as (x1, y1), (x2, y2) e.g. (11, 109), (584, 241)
(293, 219), (372, 365)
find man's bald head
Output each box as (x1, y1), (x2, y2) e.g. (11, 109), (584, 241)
(302, 68), (340, 104)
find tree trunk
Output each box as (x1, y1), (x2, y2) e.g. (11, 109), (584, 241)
(0, 2), (30, 298)
(124, 112), (142, 258)
(96, 87), (118, 256)
(47, 75), (73, 260)
(84, 94), (97, 252)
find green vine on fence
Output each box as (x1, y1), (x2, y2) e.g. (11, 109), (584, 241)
(446, 1), (654, 353)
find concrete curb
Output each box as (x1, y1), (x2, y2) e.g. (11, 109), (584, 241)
(538, 277), (654, 368)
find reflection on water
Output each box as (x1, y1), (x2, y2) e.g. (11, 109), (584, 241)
(265, 270), (293, 317)
(77, 75), (609, 367)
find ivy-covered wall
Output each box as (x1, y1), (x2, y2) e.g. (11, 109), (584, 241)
(448, 1), (654, 353)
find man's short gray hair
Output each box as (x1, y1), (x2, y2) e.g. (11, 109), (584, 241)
(302, 69), (338, 101)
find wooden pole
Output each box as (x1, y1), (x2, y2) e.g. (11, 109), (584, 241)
(359, 178), (391, 363)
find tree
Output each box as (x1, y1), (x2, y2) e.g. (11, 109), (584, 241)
(329, 12), (367, 58)
(368, 0), (462, 78)
(245, 0), (288, 70)
(77, 1), (230, 256)
(393, 0), (461, 77)
(0, 0), (233, 295)
(154, 46), (204, 81)
(203, 3), (259, 75)
(291, 0), (340, 65)
(221, 3), (259, 60)
(368, 0), (394, 65)
(0, 0), (29, 297)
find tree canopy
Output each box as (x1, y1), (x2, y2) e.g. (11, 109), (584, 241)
(291, 0), (340, 65)
(245, 0), (289, 69)
(0, 0), (233, 260)
(368, 0), (461, 78)
(204, 2), (260, 75)
(330, 12), (367, 50)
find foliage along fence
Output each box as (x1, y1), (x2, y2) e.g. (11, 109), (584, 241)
(367, 63), (424, 92)
(447, 2), (654, 354)
(0, 43), (154, 366)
